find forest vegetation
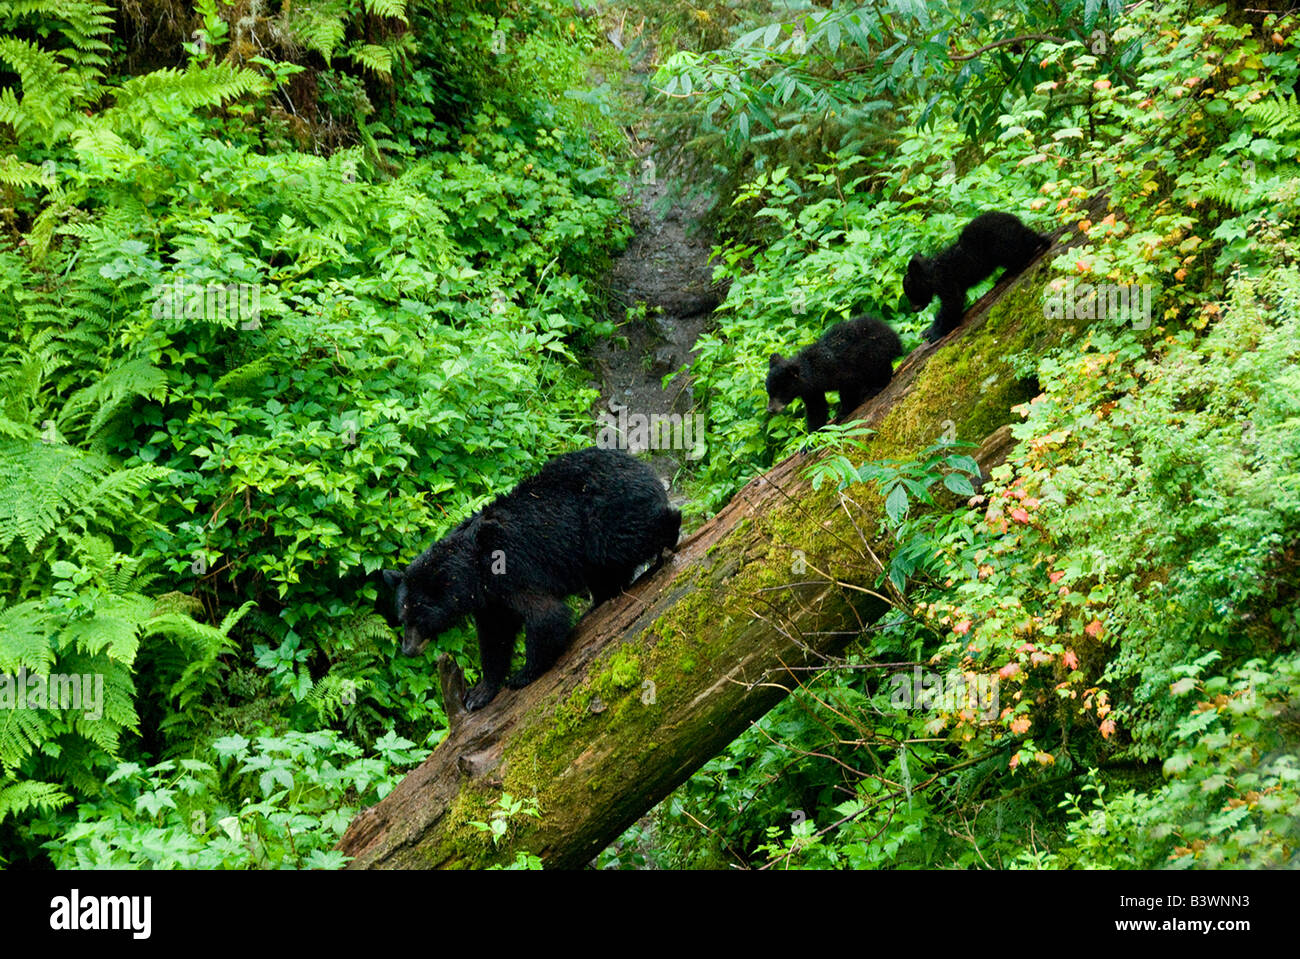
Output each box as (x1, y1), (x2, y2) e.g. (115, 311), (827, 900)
(0, 0), (1296, 870)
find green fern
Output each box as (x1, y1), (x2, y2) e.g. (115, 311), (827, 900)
(0, 599), (54, 673)
(363, 0), (408, 23)
(302, 672), (369, 721)
(0, 697), (50, 772)
(145, 599), (253, 711)
(287, 4), (349, 65)
(351, 43), (394, 79)
(61, 356), (169, 442)
(0, 1), (114, 66)
(0, 153), (52, 189)
(0, 37), (79, 142)
(0, 439), (170, 554)
(1242, 93), (1300, 138)
(0, 0), (113, 142)
(108, 60), (268, 116)
(0, 777), (70, 825)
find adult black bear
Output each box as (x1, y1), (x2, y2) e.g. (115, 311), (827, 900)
(903, 211), (1051, 342)
(766, 313), (903, 432)
(383, 447), (681, 711)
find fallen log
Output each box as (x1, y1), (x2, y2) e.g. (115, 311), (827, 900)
(338, 220), (1082, 869)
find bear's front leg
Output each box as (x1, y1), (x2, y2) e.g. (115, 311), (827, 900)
(464, 607), (522, 711)
(927, 293), (966, 341)
(802, 392), (830, 432)
(837, 385), (866, 422)
(508, 596), (573, 690)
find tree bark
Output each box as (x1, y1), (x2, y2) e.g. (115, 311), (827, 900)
(337, 224), (1079, 869)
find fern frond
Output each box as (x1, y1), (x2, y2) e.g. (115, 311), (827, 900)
(0, 87), (24, 136)
(62, 591), (154, 662)
(0, 599), (55, 673)
(212, 355), (275, 397)
(0, 36), (78, 142)
(0, 153), (52, 188)
(62, 356), (169, 441)
(351, 44), (394, 79)
(68, 121), (143, 170)
(1243, 93), (1300, 138)
(302, 672), (368, 720)
(0, 440), (168, 553)
(290, 10), (347, 64)
(0, 1), (115, 59)
(146, 600), (253, 710)
(0, 703), (49, 771)
(362, 0), (408, 23)
(106, 61), (269, 128)
(0, 439), (113, 552)
(0, 777), (70, 824)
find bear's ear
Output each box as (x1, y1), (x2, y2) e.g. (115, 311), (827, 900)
(381, 569), (403, 589)
(907, 254), (933, 276)
(769, 353), (783, 367)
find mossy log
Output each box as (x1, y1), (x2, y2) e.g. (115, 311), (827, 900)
(337, 220), (1087, 870)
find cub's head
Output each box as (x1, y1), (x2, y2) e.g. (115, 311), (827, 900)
(902, 255), (936, 309)
(382, 541), (477, 657)
(765, 354), (804, 414)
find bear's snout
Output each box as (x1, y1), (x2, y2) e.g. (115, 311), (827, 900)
(767, 398), (786, 414)
(400, 632), (430, 657)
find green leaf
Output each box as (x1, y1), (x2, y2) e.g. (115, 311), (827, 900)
(885, 484), (909, 524)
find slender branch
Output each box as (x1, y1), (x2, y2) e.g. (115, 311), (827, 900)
(949, 33), (1067, 62)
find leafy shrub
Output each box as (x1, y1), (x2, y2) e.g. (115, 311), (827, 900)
(38, 728), (427, 869)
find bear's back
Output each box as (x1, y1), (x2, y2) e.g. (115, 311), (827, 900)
(477, 448), (667, 586)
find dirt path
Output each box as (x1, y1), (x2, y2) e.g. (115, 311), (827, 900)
(581, 38), (724, 869)
(590, 149), (723, 507)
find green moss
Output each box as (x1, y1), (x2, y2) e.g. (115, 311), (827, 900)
(422, 781), (506, 869)
(607, 649), (641, 689)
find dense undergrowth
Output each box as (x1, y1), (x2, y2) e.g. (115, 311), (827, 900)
(1, 0), (1296, 871)
(0, 0), (632, 867)
(605, 0), (1300, 870)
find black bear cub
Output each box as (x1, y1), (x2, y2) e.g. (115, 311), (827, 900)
(904, 211), (1051, 342)
(383, 447), (681, 711)
(766, 313), (903, 433)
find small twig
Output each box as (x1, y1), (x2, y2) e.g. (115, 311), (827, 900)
(949, 34), (1067, 62)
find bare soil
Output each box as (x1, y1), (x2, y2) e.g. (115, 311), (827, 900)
(589, 147), (725, 507)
